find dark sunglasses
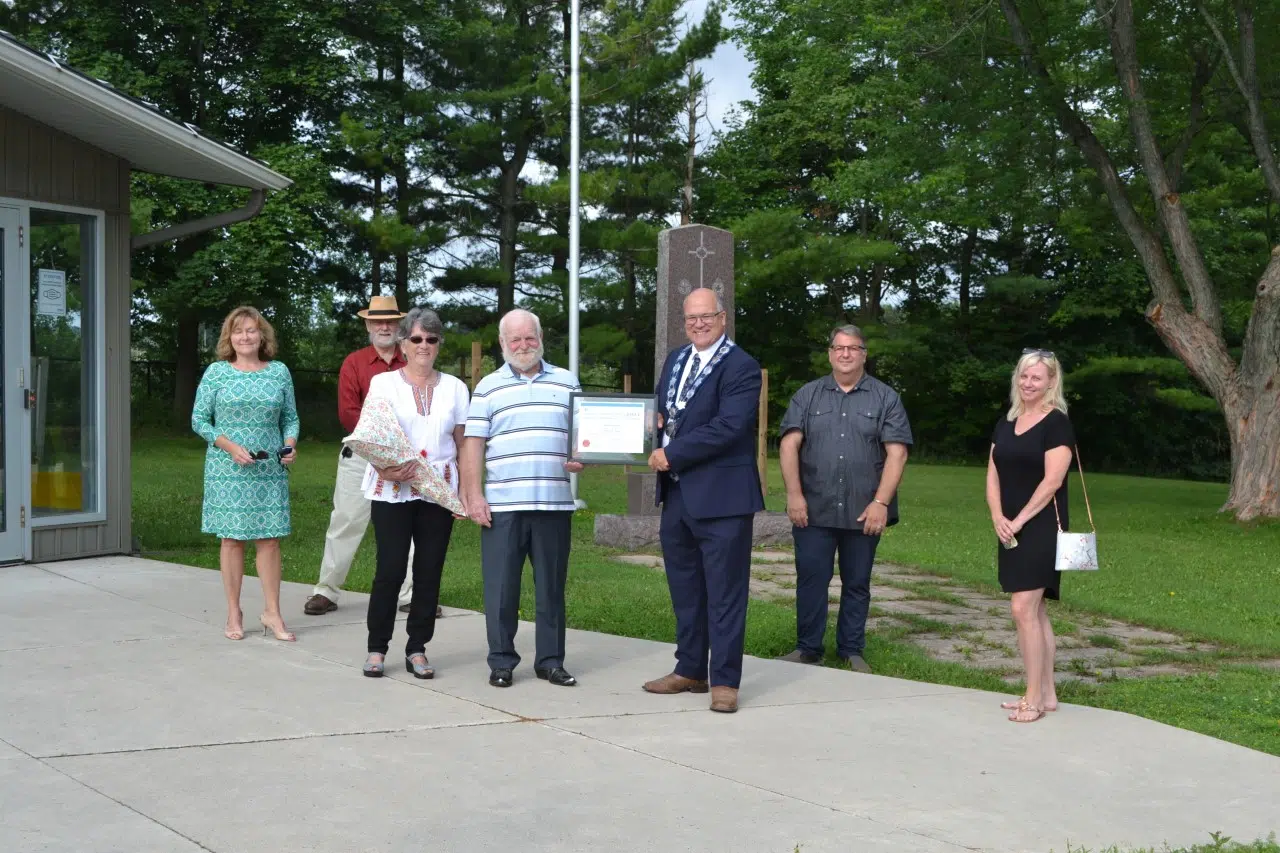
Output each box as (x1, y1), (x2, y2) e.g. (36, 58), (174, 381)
(1022, 348), (1055, 358)
(408, 335), (441, 346)
(250, 447), (295, 462)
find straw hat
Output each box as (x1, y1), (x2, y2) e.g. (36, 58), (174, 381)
(357, 295), (406, 320)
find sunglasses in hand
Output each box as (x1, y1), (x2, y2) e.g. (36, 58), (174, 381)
(249, 447), (295, 462)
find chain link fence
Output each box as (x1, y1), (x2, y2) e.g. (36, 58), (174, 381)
(132, 360), (623, 441)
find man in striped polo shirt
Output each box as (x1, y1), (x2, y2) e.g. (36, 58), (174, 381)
(460, 309), (584, 689)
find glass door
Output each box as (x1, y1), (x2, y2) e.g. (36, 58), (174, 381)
(0, 206), (30, 562)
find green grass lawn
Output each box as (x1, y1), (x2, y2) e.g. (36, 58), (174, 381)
(132, 437), (1280, 757)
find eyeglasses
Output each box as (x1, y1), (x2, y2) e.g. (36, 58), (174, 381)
(683, 311), (724, 325)
(829, 345), (867, 355)
(1022, 348), (1055, 358)
(408, 335), (441, 345)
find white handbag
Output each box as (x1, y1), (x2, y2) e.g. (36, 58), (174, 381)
(1054, 446), (1098, 572)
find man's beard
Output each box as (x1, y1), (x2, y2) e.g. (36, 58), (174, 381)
(503, 343), (544, 372)
(368, 330), (396, 348)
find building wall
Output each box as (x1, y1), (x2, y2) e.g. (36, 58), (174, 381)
(0, 104), (133, 561)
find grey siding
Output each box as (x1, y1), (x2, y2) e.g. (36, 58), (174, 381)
(2, 105), (132, 561)
(0, 105), (128, 212)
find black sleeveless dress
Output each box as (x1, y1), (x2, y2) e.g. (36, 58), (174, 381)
(991, 410), (1074, 600)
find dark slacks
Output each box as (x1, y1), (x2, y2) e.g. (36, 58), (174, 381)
(659, 481), (754, 688)
(367, 499), (454, 655)
(792, 525), (880, 657)
(480, 510), (573, 672)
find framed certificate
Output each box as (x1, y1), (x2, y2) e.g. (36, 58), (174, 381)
(568, 392), (658, 465)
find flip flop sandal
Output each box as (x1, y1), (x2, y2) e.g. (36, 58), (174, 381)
(1008, 701), (1046, 723)
(1001, 697), (1057, 712)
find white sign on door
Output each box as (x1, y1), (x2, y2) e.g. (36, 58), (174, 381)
(36, 269), (66, 317)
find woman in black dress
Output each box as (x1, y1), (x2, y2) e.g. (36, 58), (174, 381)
(986, 350), (1075, 723)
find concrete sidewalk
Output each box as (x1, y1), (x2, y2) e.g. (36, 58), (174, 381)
(1, 557), (1275, 853)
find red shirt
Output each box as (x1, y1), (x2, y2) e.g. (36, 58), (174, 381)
(338, 345), (407, 433)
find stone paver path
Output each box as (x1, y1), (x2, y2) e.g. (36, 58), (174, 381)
(613, 551), (1277, 684)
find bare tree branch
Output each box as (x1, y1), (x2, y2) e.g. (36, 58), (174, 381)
(1166, 51), (1216, 191)
(1198, 0), (1280, 204)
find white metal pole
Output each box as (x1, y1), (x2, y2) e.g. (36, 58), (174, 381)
(569, 0), (585, 508)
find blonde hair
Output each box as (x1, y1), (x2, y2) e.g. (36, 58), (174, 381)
(1006, 351), (1067, 420)
(216, 306), (277, 362)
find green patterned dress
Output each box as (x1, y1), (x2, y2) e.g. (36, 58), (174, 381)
(191, 360), (301, 540)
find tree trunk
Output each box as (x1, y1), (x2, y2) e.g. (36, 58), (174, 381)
(172, 310), (202, 428)
(866, 263), (884, 321)
(1224, 383), (1280, 520)
(1224, 249), (1280, 518)
(372, 171), (383, 297)
(958, 224), (977, 325)
(683, 63), (698, 225)
(551, 2), (570, 319)
(371, 62), (385, 298)
(497, 160), (521, 319)
(393, 48), (411, 310)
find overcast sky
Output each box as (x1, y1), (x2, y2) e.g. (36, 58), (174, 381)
(682, 0), (756, 146)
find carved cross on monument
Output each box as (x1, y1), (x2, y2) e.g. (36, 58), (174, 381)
(628, 224), (735, 515)
(653, 224), (735, 382)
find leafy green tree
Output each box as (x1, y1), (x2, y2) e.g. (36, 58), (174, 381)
(993, 0), (1280, 518)
(1, 0), (348, 424)
(429, 0), (565, 320)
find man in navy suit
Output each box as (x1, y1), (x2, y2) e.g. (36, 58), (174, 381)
(643, 287), (764, 713)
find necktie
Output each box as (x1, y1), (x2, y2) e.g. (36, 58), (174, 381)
(678, 353), (701, 403)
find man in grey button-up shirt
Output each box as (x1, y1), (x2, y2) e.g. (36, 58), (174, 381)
(778, 324), (912, 673)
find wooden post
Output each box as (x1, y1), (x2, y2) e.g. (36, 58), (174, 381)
(757, 369), (769, 496)
(622, 374), (633, 472)
(470, 341), (482, 391)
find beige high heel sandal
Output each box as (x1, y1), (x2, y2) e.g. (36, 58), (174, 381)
(259, 614), (296, 642)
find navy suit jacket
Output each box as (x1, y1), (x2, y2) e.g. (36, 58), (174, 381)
(655, 343), (766, 520)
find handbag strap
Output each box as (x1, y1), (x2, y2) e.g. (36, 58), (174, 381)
(1053, 445), (1096, 533)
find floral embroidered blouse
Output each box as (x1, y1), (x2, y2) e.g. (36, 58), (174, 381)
(360, 370), (470, 505)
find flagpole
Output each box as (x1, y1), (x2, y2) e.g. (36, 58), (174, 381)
(569, 0), (585, 508)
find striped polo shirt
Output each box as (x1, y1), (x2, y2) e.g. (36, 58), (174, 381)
(465, 360), (581, 512)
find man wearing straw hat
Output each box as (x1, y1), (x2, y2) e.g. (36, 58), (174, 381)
(305, 295), (440, 618)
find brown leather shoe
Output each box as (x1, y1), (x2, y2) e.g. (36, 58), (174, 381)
(303, 594), (336, 615)
(642, 672), (709, 694)
(709, 686), (739, 713)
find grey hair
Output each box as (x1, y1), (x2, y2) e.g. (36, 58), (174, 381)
(398, 307), (444, 342)
(828, 324), (865, 347)
(682, 288), (725, 313)
(498, 308), (543, 340)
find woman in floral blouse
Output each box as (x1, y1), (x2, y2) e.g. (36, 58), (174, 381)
(360, 307), (469, 679)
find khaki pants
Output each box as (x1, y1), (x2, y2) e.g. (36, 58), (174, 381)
(314, 451), (411, 606)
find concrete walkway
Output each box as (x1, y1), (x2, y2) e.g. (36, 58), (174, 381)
(1, 557), (1276, 853)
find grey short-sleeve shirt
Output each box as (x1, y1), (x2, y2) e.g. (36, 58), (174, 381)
(780, 373), (913, 530)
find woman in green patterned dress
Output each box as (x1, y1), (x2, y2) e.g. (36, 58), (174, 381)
(192, 306), (301, 642)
